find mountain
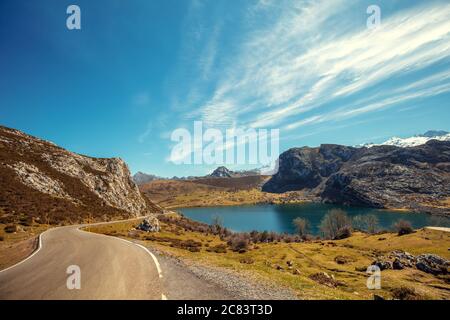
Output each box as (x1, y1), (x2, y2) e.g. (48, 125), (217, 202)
(0, 125), (162, 225)
(209, 166), (261, 178)
(209, 166), (234, 177)
(362, 130), (450, 148)
(132, 172), (163, 185)
(263, 141), (450, 214)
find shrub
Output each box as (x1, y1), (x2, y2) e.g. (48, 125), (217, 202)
(319, 209), (352, 239)
(227, 234), (250, 252)
(239, 257), (255, 264)
(211, 214), (224, 233)
(391, 287), (422, 300)
(292, 218), (311, 238)
(335, 225), (352, 239)
(393, 220), (414, 236)
(4, 224), (19, 233)
(206, 244), (227, 253)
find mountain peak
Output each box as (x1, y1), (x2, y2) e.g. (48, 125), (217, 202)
(210, 166), (233, 178)
(361, 130), (450, 148)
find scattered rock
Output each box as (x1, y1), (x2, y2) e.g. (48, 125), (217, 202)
(293, 269), (301, 275)
(372, 259), (392, 271)
(393, 259), (405, 270)
(309, 272), (342, 288)
(275, 264), (283, 271)
(415, 254), (449, 276)
(286, 260), (293, 267)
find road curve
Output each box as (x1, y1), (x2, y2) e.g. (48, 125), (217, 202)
(0, 225), (163, 300)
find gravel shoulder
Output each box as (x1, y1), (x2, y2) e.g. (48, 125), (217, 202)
(143, 242), (298, 300)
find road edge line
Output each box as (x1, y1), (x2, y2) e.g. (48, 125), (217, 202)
(0, 229), (47, 273)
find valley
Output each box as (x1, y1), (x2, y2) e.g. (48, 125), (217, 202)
(0, 125), (449, 300)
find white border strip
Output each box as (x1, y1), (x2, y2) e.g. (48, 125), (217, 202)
(0, 230), (47, 273)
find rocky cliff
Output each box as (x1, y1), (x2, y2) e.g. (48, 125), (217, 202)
(0, 125), (162, 225)
(263, 141), (450, 214)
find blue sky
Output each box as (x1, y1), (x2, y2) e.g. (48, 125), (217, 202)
(1, 0), (449, 177)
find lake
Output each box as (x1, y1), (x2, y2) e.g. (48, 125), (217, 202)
(179, 203), (433, 235)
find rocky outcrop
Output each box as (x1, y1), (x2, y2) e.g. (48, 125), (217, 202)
(136, 216), (160, 232)
(263, 144), (358, 193)
(0, 125), (162, 224)
(371, 251), (448, 276)
(263, 141), (450, 214)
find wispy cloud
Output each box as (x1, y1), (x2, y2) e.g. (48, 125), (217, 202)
(172, 0), (450, 133)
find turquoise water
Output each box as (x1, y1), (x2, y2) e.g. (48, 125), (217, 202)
(179, 203), (434, 235)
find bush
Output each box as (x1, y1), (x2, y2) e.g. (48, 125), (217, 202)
(393, 220), (414, 236)
(4, 224), (19, 233)
(391, 287), (422, 300)
(319, 209), (352, 239)
(335, 225), (352, 239)
(227, 234), (250, 252)
(206, 244), (227, 253)
(292, 218), (311, 238)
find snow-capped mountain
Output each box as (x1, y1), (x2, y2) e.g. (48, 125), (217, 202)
(362, 130), (450, 148)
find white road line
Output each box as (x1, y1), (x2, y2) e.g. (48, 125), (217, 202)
(0, 230), (47, 273)
(113, 236), (163, 279)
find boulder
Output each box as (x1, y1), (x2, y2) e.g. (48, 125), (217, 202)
(137, 216), (160, 232)
(372, 259), (392, 271)
(393, 259), (405, 270)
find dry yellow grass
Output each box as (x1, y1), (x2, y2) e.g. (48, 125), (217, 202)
(0, 223), (49, 270)
(88, 218), (450, 300)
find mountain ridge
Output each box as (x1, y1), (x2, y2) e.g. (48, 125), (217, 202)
(263, 140), (450, 215)
(0, 125), (162, 225)
(361, 130), (450, 148)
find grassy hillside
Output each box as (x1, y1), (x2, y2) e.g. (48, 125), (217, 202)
(87, 215), (450, 300)
(140, 177), (312, 208)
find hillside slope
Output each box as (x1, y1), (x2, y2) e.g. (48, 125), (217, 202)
(263, 141), (450, 214)
(0, 125), (161, 225)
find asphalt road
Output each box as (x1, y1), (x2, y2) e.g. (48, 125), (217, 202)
(0, 224), (235, 300)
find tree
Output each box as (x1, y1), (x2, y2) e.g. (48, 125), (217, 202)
(211, 214), (223, 233)
(352, 214), (379, 234)
(319, 209), (352, 239)
(393, 219), (413, 236)
(365, 214), (379, 234)
(292, 217), (311, 238)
